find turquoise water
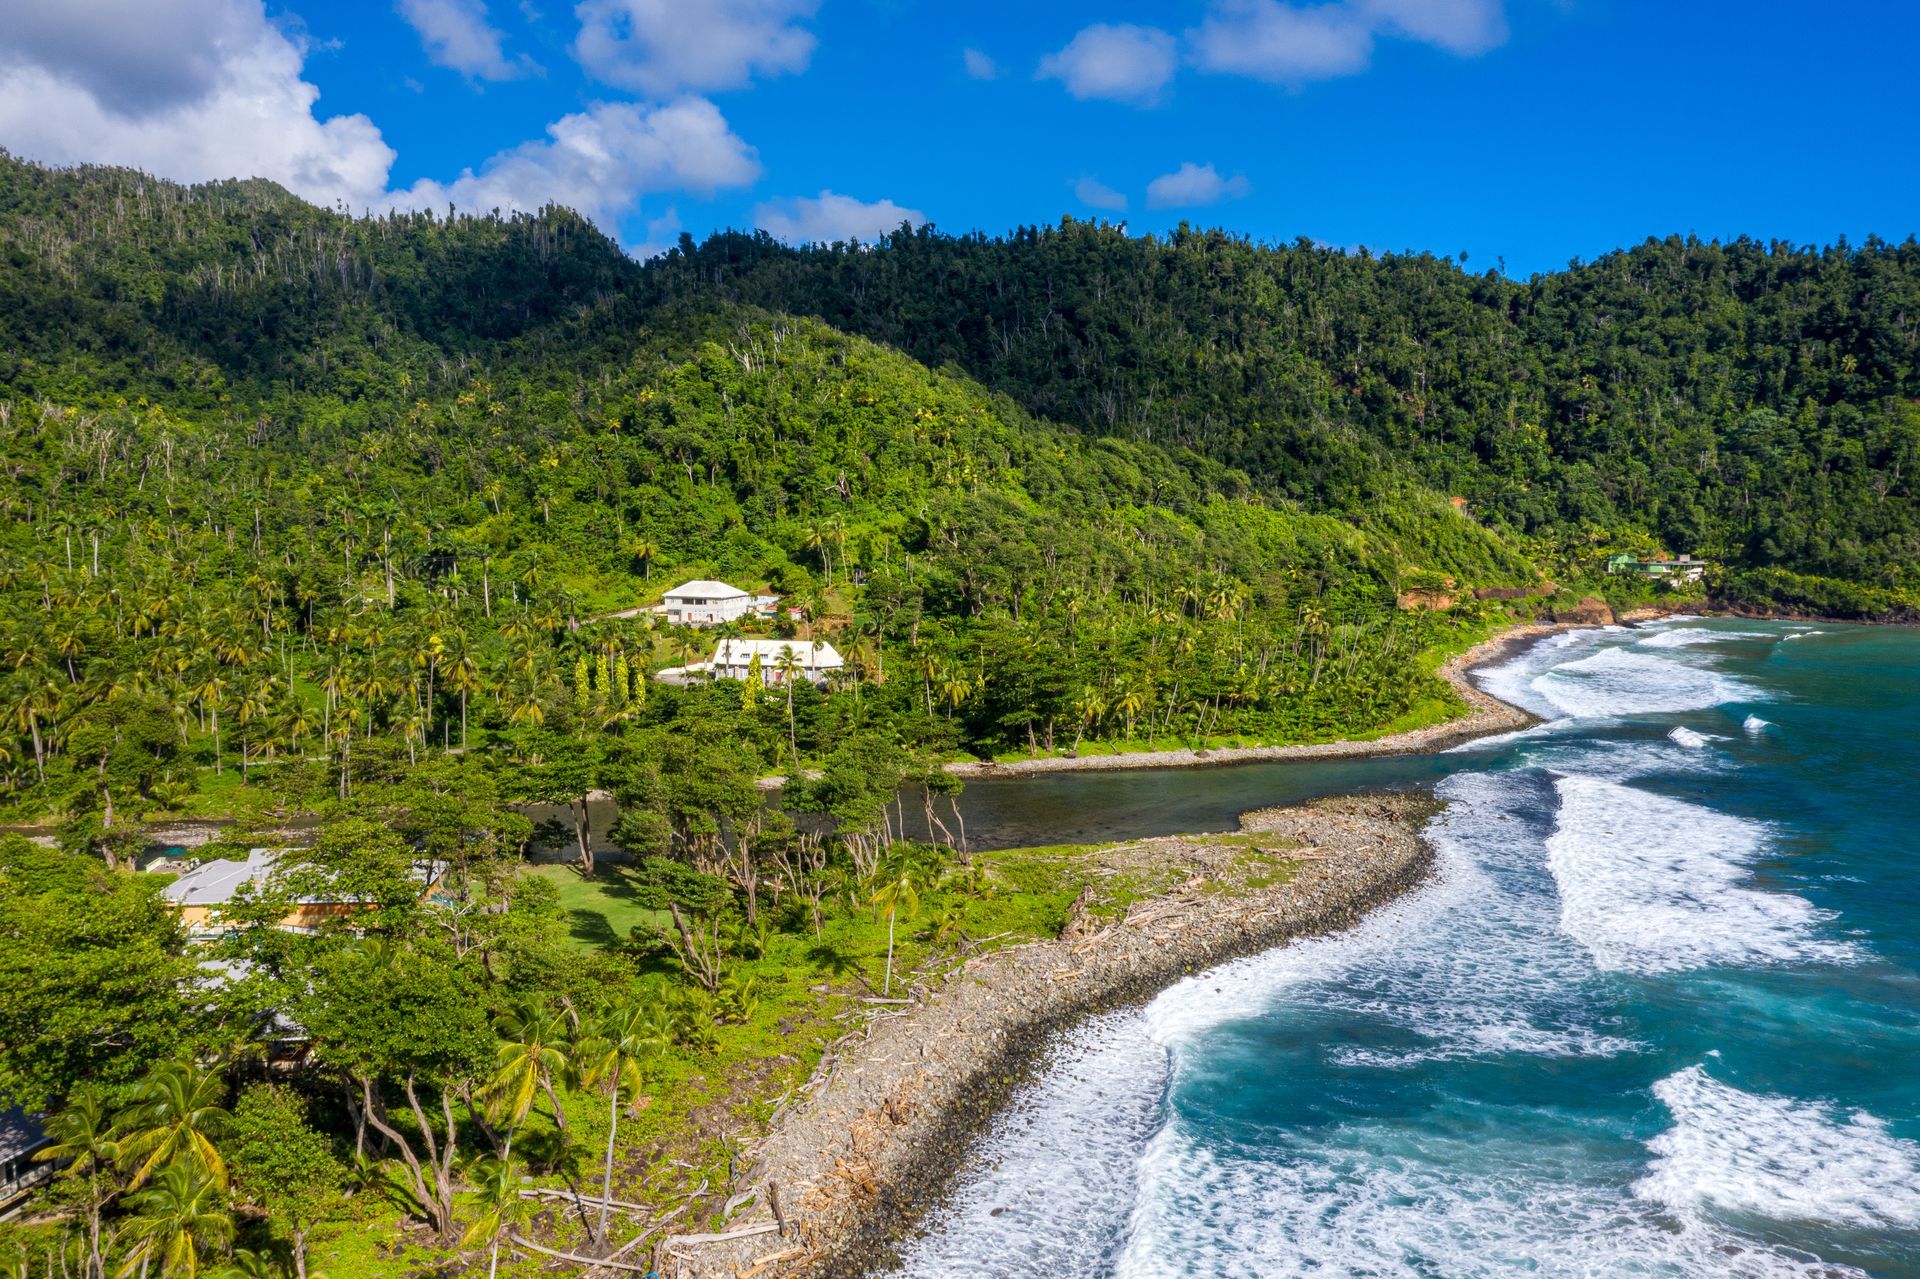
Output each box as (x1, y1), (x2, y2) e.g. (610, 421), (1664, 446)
(889, 619), (1920, 1278)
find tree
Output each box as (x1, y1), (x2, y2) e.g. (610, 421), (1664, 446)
(116, 1058), (232, 1191)
(869, 859), (925, 997)
(0, 839), (203, 1109)
(226, 1085), (341, 1279)
(459, 1154), (531, 1279)
(36, 1087), (120, 1279)
(115, 1161), (233, 1279)
(576, 992), (671, 1242)
(483, 998), (573, 1154)
(631, 858), (735, 992)
(296, 942), (492, 1240)
(774, 645), (804, 767)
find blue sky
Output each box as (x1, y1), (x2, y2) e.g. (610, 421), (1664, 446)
(1, 1), (1915, 276)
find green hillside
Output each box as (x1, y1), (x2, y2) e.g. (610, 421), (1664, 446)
(647, 221), (1920, 616)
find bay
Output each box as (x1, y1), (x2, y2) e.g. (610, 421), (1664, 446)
(886, 619), (1920, 1279)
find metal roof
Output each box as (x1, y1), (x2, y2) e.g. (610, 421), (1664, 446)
(161, 849), (278, 906)
(663, 580), (749, 600)
(0, 1108), (46, 1164)
(711, 637), (845, 668)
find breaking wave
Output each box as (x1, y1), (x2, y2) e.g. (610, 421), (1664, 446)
(1639, 1066), (1920, 1230)
(1544, 776), (1855, 975)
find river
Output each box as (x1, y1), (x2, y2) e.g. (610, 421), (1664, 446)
(881, 617), (1920, 1278)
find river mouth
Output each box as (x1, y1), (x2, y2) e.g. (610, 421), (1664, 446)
(878, 619), (1920, 1279)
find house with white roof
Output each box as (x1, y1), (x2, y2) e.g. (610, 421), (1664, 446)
(657, 580), (780, 626)
(656, 637), (845, 687)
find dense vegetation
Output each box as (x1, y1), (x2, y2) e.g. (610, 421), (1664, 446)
(0, 148), (1909, 1276)
(651, 221), (1920, 613)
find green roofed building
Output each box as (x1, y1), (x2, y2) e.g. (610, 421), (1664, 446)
(1606, 553), (1707, 582)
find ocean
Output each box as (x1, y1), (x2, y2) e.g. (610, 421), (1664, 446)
(886, 618), (1920, 1278)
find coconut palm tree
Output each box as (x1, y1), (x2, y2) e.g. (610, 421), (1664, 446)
(459, 1154), (529, 1279)
(576, 994), (671, 1243)
(1070, 685), (1106, 753)
(114, 1161), (232, 1279)
(626, 536), (658, 580)
(116, 1060), (231, 1191)
(37, 1088), (120, 1279)
(483, 1000), (572, 1158)
(869, 863), (924, 997)
(773, 645), (805, 767)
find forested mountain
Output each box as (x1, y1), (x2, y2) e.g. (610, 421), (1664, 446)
(649, 222), (1920, 609)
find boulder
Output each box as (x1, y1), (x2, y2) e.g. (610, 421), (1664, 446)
(1550, 596), (1617, 625)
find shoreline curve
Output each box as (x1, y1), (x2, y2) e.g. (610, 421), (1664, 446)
(667, 621), (1583, 1277)
(944, 620), (1571, 780)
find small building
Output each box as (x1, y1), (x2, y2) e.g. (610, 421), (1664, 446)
(1606, 553), (1707, 583)
(656, 638), (845, 687)
(0, 1109), (51, 1219)
(160, 849), (449, 940)
(658, 581), (780, 626)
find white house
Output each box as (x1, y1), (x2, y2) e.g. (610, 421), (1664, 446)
(657, 637), (845, 687)
(658, 580), (781, 627)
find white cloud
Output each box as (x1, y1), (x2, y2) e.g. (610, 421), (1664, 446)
(1188, 1), (1373, 83)
(1188, 0), (1508, 85)
(0, 0), (759, 255)
(1146, 161), (1250, 209)
(572, 0), (817, 96)
(753, 191), (926, 246)
(962, 47), (1000, 80)
(395, 98), (759, 238)
(1358, 0), (1507, 55)
(1037, 23), (1177, 106)
(0, 0), (397, 208)
(397, 0), (537, 81)
(0, 0), (260, 115)
(1074, 176), (1128, 212)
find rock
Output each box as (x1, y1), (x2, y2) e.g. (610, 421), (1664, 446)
(1550, 596), (1616, 625)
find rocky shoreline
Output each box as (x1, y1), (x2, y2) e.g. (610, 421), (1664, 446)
(669, 791), (1442, 1279)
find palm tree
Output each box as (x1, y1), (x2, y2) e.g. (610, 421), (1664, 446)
(191, 673), (226, 774)
(626, 536), (658, 580)
(802, 523), (834, 584)
(37, 1088), (119, 1279)
(576, 995), (671, 1243)
(774, 645), (804, 768)
(208, 1250), (275, 1279)
(116, 1060), (231, 1191)
(869, 864), (924, 997)
(459, 1154), (529, 1279)
(483, 1000), (572, 1158)
(1111, 678), (1146, 740)
(936, 662), (972, 718)
(443, 635), (482, 750)
(114, 1161), (232, 1279)
(1070, 685), (1106, 753)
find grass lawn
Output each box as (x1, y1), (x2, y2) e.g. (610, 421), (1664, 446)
(526, 862), (670, 948)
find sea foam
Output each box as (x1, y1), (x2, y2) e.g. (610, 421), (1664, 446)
(1635, 627), (1775, 649)
(1110, 1105), (1875, 1279)
(885, 1009), (1165, 1278)
(1529, 646), (1758, 720)
(1639, 1065), (1920, 1229)
(1544, 776), (1854, 974)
